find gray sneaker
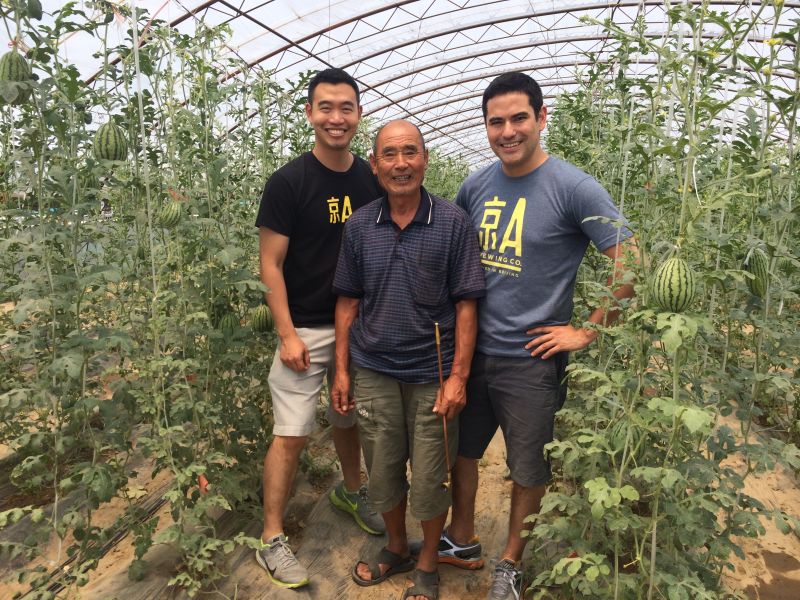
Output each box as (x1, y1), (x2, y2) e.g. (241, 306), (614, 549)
(255, 533), (309, 588)
(329, 481), (386, 535)
(487, 559), (521, 599)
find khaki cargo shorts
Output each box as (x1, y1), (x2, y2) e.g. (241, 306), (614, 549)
(353, 366), (457, 521)
(267, 326), (356, 436)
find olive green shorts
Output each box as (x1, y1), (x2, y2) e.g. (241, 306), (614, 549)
(353, 366), (458, 522)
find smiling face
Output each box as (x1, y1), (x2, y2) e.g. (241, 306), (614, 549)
(485, 92), (548, 177)
(370, 121), (429, 200)
(305, 82), (362, 153)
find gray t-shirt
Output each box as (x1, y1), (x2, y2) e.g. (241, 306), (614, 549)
(455, 156), (631, 357)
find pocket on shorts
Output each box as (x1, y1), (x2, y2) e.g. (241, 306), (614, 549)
(524, 355), (561, 391)
(352, 368), (375, 423)
(413, 265), (447, 307)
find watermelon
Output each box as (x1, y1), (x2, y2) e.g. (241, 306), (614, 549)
(251, 304), (274, 333)
(651, 257), (696, 313)
(608, 418), (643, 454)
(0, 51), (32, 105)
(219, 313), (239, 337)
(93, 122), (128, 161)
(776, 256), (794, 276)
(744, 248), (769, 297)
(159, 201), (182, 228)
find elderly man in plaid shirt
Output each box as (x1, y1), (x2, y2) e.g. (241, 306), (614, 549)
(331, 119), (485, 600)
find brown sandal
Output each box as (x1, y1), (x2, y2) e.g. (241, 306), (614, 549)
(401, 568), (439, 599)
(351, 547), (414, 587)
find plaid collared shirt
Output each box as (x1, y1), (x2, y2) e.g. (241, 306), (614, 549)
(333, 187), (485, 384)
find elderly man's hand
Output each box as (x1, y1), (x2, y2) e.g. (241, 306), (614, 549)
(331, 370), (354, 416)
(433, 374), (467, 420)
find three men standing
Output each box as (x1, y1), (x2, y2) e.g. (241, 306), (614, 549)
(254, 68), (384, 589)
(255, 66), (634, 600)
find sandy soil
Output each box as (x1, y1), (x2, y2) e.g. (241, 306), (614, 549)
(721, 421), (800, 599)
(2, 424), (799, 599)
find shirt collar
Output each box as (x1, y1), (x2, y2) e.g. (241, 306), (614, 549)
(376, 187), (434, 225)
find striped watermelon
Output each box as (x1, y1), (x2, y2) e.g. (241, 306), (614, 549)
(219, 313), (239, 337)
(651, 257), (696, 313)
(744, 248), (769, 297)
(93, 122), (128, 161)
(608, 418), (644, 455)
(0, 51), (32, 105)
(251, 304), (274, 333)
(777, 256), (794, 276)
(159, 201), (182, 228)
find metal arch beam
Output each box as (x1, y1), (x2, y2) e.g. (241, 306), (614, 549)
(316, 0), (799, 73)
(379, 91), (573, 133)
(429, 140), (495, 164)
(365, 52), (796, 119)
(363, 59), (660, 116)
(410, 94), (561, 130)
(269, 28), (610, 83)
(357, 28), (780, 98)
(424, 99), (793, 159)
(362, 35), (624, 92)
(211, 1), (474, 151)
(88, 1), (800, 86)
(368, 84), (579, 125)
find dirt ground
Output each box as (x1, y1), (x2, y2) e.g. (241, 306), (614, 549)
(722, 426), (800, 600)
(2, 424), (800, 599)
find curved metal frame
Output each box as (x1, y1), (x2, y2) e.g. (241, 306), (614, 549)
(80, 0), (800, 165)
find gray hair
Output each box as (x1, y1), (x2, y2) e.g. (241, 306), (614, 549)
(372, 120), (427, 155)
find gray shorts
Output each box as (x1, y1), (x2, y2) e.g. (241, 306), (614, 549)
(353, 366), (457, 521)
(458, 352), (568, 487)
(267, 326), (356, 436)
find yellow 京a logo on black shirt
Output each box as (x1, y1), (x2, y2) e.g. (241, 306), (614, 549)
(478, 196), (526, 256)
(327, 195), (353, 223)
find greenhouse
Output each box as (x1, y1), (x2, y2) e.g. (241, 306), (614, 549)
(0, 0), (798, 598)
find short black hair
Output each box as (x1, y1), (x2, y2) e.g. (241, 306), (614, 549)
(482, 72), (543, 119)
(307, 68), (360, 105)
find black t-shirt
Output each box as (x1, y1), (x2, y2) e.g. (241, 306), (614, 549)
(255, 151), (381, 327)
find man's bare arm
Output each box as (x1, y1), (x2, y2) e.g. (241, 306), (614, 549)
(259, 227), (309, 371)
(331, 296), (360, 415)
(435, 298), (478, 420)
(526, 239), (638, 359)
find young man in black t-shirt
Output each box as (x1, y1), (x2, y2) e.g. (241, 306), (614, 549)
(254, 68), (384, 589)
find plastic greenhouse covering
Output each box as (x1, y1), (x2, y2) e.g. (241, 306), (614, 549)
(2, 0), (798, 167)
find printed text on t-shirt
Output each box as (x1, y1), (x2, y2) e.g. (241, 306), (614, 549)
(327, 195), (353, 223)
(478, 195), (526, 276)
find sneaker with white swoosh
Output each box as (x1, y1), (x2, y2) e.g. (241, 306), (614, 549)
(254, 533), (309, 588)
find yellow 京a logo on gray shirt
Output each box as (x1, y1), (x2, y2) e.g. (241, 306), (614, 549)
(327, 195), (353, 223)
(478, 196), (526, 256)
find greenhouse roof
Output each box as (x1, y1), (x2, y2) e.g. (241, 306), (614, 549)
(4, 1), (799, 167)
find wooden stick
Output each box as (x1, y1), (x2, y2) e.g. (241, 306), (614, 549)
(434, 322), (452, 491)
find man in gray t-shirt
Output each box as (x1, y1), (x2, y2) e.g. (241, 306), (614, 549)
(442, 73), (636, 600)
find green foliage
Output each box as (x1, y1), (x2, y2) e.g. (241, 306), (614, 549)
(0, 2), (797, 598)
(533, 4), (800, 598)
(423, 149), (470, 200)
(0, 4), (314, 596)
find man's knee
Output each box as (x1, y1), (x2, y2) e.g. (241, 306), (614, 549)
(268, 434), (309, 458)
